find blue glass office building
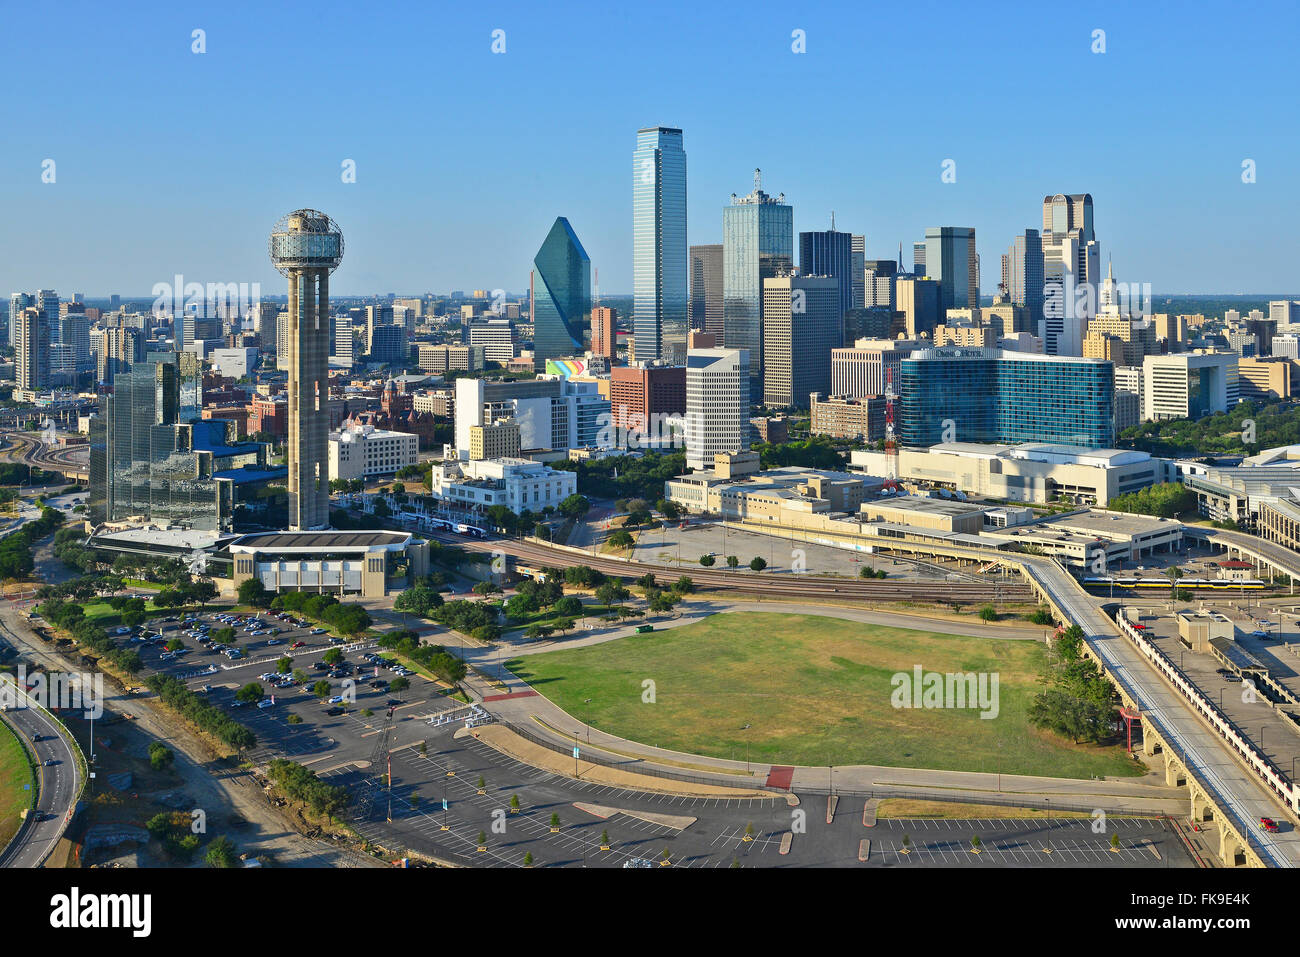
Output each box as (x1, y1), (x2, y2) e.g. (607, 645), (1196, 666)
(531, 217), (591, 368)
(723, 176), (792, 393)
(899, 348), (1114, 448)
(798, 229), (854, 319)
(633, 127), (688, 362)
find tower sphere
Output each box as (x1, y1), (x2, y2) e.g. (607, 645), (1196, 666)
(269, 209), (344, 276)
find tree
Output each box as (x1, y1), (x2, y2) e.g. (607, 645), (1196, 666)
(607, 529), (634, 549)
(477, 830), (487, 848)
(672, 576), (694, 595)
(524, 851), (534, 866)
(389, 676), (410, 696)
(553, 594), (583, 619)
(237, 577), (273, 608)
(557, 493), (590, 520)
(549, 812), (560, 829)
(1165, 565), (1183, 600)
(277, 656), (292, 674)
(978, 605), (998, 622)
(749, 556), (767, 572)
(699, 554), (715, 567)
(236, 683), (264, 704)
(372, 498), (391, 518)
(595, 582), (630, 607)
(205, 835), (238, 868)
(726, 555), (739, 569)
(312, 680), (332, 699)
(323, 647), (343, 666)
(509, 794), (521, 813)
(211, 626), (235, 645)
(148, 742), (174, 771)
(505, 592), (540, 620)
(600, 829), (610, 848)
(970, 835), (982, 851)
(473, 580), (502, 597)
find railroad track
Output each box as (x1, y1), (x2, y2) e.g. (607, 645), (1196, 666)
(429, 533), (1035, 602)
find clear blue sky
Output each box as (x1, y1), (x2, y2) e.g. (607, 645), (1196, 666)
(2, 0), (1296, 297)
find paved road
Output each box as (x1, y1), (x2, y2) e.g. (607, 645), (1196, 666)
(1025, 559), (1300, 867)
(0, 679), (83, 868)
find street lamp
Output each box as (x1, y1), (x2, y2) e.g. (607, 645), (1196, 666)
(584, 698), (593, 746)
(741, 723), (751, 774)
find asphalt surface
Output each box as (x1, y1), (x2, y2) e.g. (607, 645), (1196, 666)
(0, 679), (83, 868)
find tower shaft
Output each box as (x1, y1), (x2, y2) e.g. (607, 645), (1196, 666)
(287, 268), (331, 530)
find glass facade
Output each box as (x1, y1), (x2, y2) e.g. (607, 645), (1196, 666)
(798, 230), (853, 320)
(531, 217), (590, 367)
(633, 127), (688, 363)
(89, 354), (285, 530)
(723, 185), (792, 394)
(900, 348), (1114, 449)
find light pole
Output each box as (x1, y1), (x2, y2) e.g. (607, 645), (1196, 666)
(742, 723), (751, 774)
(584, 698), (592, 746)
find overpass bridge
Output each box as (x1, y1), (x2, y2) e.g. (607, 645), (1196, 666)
(1185, 525), (1300, 591)
(487, 523), (1300, 865)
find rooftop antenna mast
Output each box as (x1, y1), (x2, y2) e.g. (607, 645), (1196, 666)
(754, 168), (762, 192)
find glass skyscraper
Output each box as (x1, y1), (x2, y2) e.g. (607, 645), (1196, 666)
(89, 352), (283, 530)
(531, 216), (590, 369)
(922, 227), (976, 314)
(723, 173), (792, 395)
(799, 228), (854, 320)
(899, 347), (1114, 448)
(633, 127), (688, 363)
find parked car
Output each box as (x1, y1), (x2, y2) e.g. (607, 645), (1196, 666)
(1261, 817), (1280, 833)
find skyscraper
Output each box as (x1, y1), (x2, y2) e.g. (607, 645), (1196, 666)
(8, 292), (33, 348)
(723, 171), (792, 396)
(15, 307), (48, 392)
(591, 306), (617, 360)
(685, 348), (750, 470)
(530, 216), (591, 369)
(689, 244), (724, 338)
(269, 209), (343, 531)
(1005, 228), (1045, 334)
(762, 275), (841, 408)
(632, 127), (688, 363)
(922, 227), (977, 313)
(36, 290), (59, 345)
(798, 227), (854, 320)
(1042, 192), (1100, 293)
(850, 234), (866, 310)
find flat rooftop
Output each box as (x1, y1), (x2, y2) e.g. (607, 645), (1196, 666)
(231, 530), (411, 551)
(862, 496), (987, 517)
(1040, 510), (1181, 538)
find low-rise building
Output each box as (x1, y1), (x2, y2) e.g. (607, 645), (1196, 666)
(810, 393), (885, 441)
(429, 456), (577, 513)
(329, 424), (420, 480)
(850, 442), (1172, 507)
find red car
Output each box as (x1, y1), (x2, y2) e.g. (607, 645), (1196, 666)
(1260, 817), (1279, 833)
(289, 641), (306, 649)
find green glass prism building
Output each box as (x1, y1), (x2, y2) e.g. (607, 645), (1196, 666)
(899, 347), (1114, 449)
(530, 217), (590, 368)
(633, 126), (688, 363)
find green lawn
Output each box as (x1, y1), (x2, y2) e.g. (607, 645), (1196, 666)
(0, 720), (35, 850)
(506, 611), (1141, 779)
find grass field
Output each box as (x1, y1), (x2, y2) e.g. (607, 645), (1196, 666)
(0, 720), (35, 850)
(506, 611), (1142, 779)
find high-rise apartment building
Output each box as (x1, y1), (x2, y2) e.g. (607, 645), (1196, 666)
(7, 293), (33, 349)
(531, 217), (590, 368)
(15, 307), (48, 392)
(688, 244), (724, 337)
(632, 127), (688, 363)
(590, 306), (617, 360)
(685, 348), (750, 470)
(269, 209), (342, 531)
(722, 171), (792, 395)
(761, 275), (840, 408)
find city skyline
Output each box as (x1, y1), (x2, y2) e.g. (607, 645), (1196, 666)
(2, 1), (1298, 298)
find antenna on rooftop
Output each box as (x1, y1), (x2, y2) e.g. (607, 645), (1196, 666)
(754, 168), (762, 192)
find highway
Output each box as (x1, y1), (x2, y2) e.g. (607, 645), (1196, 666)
(0, 675), (84, 868)
(430, 532), (1036, 603)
